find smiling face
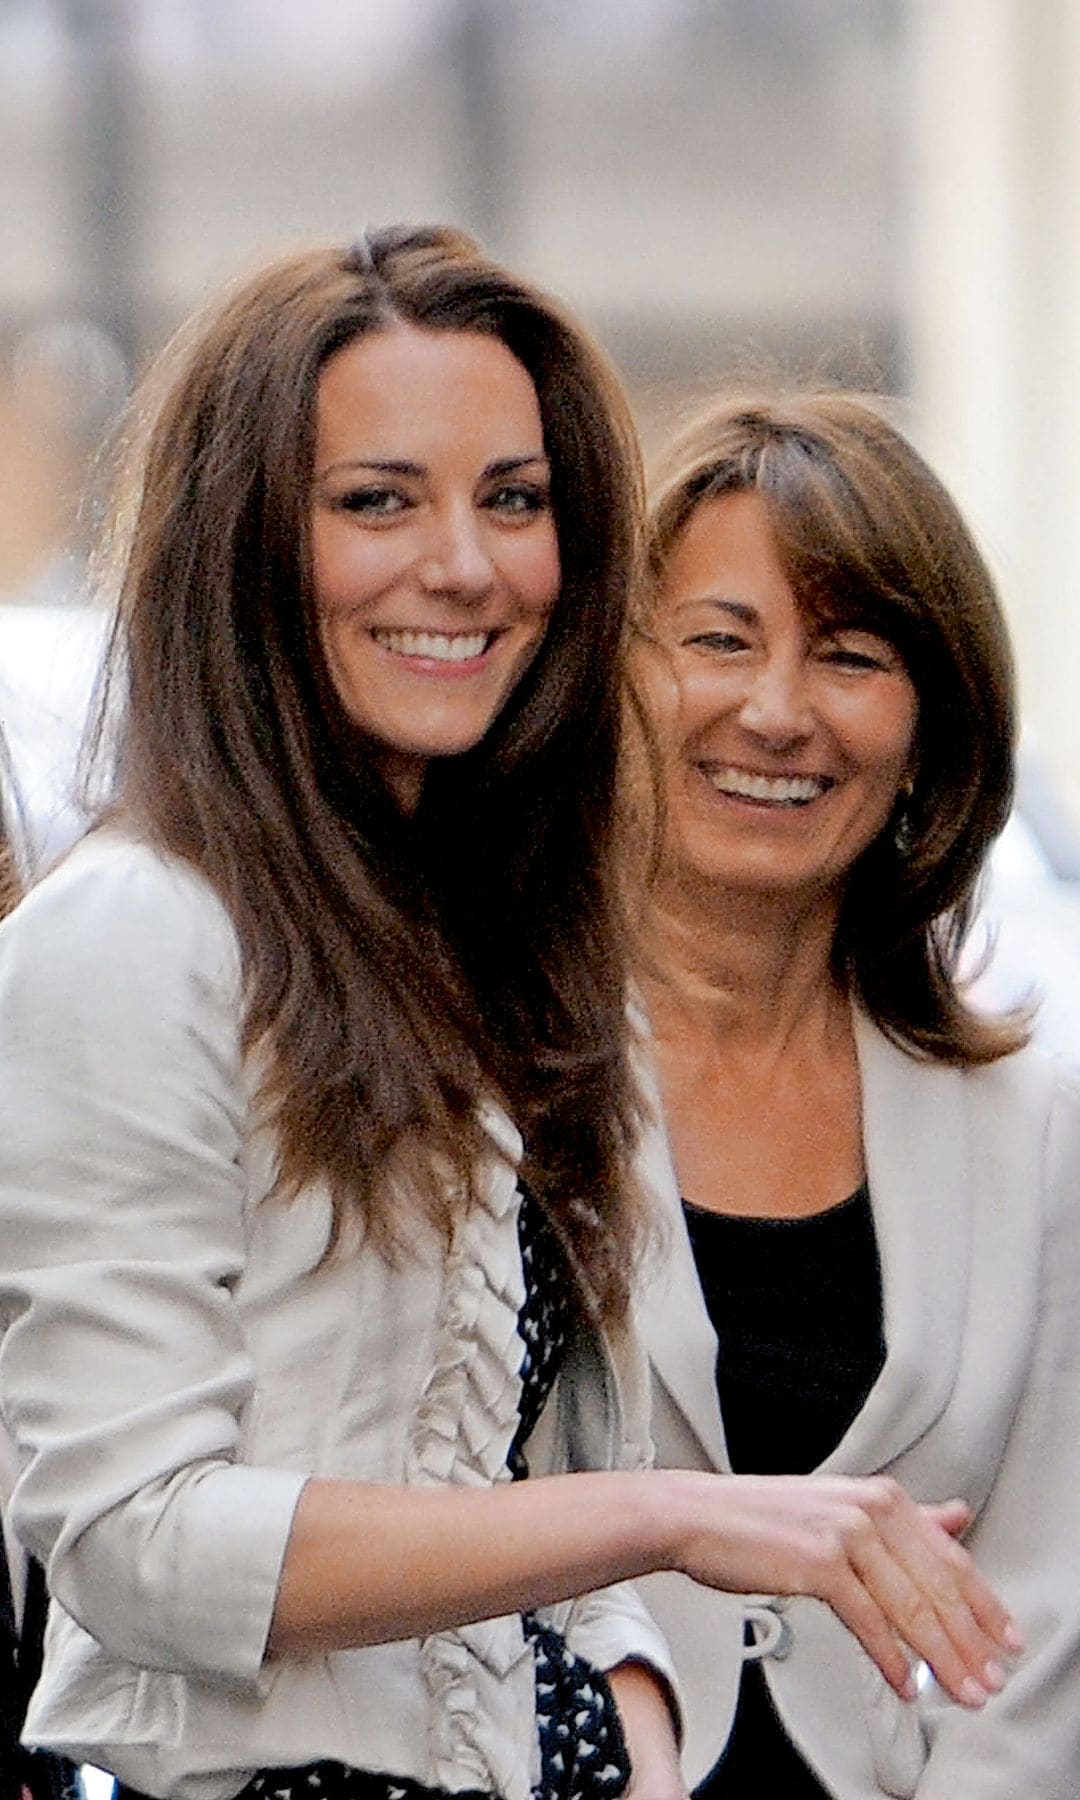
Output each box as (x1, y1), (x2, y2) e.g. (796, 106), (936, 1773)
(657, 488), (918, 908)
(310, 323), (561, 809)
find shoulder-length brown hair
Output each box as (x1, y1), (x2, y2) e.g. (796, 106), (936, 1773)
(648, 390), (1027, 1065)
(92, 226), (650, 1318)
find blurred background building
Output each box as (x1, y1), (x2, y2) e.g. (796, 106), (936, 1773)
(0, 0), (1077, 1033)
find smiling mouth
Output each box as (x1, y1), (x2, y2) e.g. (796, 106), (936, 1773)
(701, 765), (835, 807)
(373, 628), (494, 663)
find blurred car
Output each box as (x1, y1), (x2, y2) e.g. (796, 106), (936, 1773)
(964, 755), (1080, 1061)
(0, 602), (107, 876)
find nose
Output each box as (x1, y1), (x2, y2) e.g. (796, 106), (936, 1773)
(737, 651), (815, 747)
(416, 503), (495, 601)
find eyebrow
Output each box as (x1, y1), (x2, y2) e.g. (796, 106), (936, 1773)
(673, 597), (760, 624)
(675, 597), (897, 644)
(814, 612), (890, 637)
(315, 453), (550, 481)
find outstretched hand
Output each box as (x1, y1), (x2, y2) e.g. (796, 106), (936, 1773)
(669, 1471), (1022, 1707)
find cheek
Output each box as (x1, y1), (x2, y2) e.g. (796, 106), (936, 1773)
(311, 527), (398, 617)
(515, 527), (561, 620)
(317, 613), (359, 696)
(675, 662), (743, 734)
(835, 682), (918, 781)
(649, 665), (684, 738)
(877, 690), (919, 779)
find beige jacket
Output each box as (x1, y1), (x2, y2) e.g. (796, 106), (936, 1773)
(0, 832), (674, 1800)
(633, 1013), (1080, 1799)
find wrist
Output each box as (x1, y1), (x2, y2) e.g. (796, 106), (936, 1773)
(635, 1468), (710, 1578)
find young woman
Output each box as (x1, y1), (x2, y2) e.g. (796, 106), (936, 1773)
(633, 391), (1080, 1797)
(0, 239), (1017, 1800)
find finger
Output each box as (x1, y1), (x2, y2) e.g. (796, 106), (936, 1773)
(853, 1482), (1022, 1680)
(886, 1500), (1025, 1663)
(917, 1503), (1025, 1655)
(808, 1484), (985, 1698)
(923, 1498), (972, 1538)
(846, 1529), (995, 1705)
(841, 1492), (1019, 1706)
(816, 1562), (917, 1700)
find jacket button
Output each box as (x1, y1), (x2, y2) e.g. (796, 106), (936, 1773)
(742, 1600), (794, 1662)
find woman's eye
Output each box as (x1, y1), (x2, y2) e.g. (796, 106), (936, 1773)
(485, 482), (551, 519)
(682, 631), (748, 654)
(821, 647), (885, 670)
(335, 487), (408, 518)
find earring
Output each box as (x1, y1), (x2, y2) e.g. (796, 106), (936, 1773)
(893, 776), (915, 855)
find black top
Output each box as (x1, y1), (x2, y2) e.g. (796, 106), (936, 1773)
(683, 1184), (886, 1799)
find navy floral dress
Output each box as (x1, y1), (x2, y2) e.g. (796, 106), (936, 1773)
(512, 1187), (631, 1800)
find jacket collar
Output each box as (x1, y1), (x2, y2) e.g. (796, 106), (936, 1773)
(636, 1011), (971, 1474)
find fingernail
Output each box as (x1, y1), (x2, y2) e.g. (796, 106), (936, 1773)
(983, 1660), (1007, 1692)
(900, 1672), (917, 1702)
(1002, 1620), (1026, 1654)
(960, 1677), (988, 1708)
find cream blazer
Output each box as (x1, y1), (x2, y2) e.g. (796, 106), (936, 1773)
(633, 1013), (1080, 1799)
(0, 832), (674, 1800)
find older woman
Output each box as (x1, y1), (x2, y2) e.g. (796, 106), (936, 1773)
(633, 393), (1080, 1798)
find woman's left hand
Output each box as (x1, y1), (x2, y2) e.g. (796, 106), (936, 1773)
(607, 1659), (688, 1800)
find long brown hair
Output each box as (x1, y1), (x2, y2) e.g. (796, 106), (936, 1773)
(648, 390), (1027, 1065)
(91, 227), (651, 1317)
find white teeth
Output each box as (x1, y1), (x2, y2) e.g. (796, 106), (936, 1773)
(705, 766), (828, 805)
(374, 629), (490, 662)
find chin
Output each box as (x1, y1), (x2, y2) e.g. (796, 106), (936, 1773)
(426, 728), (493, 759)
(678, 849), (838, 896)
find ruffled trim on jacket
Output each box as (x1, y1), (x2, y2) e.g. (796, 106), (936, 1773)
(404, 1107), (536, 1800)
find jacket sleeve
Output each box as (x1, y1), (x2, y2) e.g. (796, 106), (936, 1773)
(559, 1314), (682, 1727)
(0, 841), (307, 1693)
(915, 1059), (1080, 1798)
(563, 1582), (681, 1730)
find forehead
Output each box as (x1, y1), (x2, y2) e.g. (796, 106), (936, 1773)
(314, 324), (545, 465)
(661, 490), (790, 608)
(661, 486), (898, 638)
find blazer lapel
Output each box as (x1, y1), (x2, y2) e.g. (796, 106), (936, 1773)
(635, 1014), (972, 1478)
(821, 1014), (972, 1474)
(634, 1088), (731, 1471)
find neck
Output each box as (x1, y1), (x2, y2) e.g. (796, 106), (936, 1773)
(376, 752), (425, 815)
(646, 870), (847, 1057)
